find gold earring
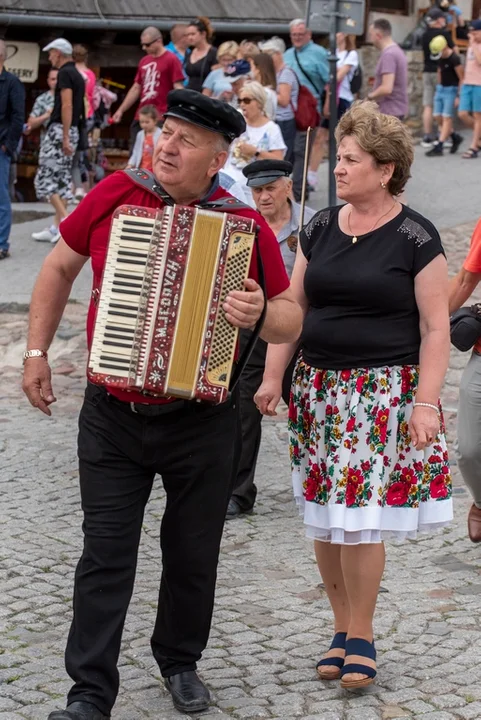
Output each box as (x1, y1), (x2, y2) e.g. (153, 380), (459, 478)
(380, 181), (386, 189)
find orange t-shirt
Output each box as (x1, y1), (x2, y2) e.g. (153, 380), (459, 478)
(140, 133), (154, 170)
(463, 218), (481, 353)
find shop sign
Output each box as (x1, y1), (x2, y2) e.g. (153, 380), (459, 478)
(5, 41), (40, 83)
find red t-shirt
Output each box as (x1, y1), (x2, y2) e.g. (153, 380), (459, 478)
(463, 218), (481, 354)
(134, 52), (185, 118)
(60, 171), (290, 404)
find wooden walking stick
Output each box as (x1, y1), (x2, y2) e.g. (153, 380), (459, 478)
(299, 126), (312, 232)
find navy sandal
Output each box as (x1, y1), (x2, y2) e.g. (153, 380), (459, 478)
(316, 631), (347, 680)
(340, 637), (377, 689)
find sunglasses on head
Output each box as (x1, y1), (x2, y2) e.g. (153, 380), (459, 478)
(141, 38), (160, 48)
(239, 97), (253, 104)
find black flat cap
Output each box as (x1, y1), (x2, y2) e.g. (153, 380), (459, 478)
(242, 159), (293, 188)
(164, 89), (246, 143)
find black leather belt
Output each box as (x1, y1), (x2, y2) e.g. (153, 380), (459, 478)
(106, 392), (191, 416)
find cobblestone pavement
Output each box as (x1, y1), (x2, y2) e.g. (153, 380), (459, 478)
(1, 205), (481, 719)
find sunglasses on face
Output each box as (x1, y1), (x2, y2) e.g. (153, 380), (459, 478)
(239, 97), (253, 105)
(141, 38), (160, 48)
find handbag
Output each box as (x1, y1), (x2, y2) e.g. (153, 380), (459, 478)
(450, 303), (481, 351)
(291, 50), (321, 130)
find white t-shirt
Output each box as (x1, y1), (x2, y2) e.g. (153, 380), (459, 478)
(337, 50), (359, 103)
(223, 120), (287, 189)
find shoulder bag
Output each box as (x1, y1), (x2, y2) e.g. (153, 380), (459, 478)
(291, 50), (321, 131)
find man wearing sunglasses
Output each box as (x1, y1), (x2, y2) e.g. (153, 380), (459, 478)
(112, 26), (185, 146)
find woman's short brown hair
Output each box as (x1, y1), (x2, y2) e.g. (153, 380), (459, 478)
(335, 101), (414, 196)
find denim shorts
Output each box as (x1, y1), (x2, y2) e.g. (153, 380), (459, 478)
(459, 84), (481, 114)
(433, 85), (458, 118)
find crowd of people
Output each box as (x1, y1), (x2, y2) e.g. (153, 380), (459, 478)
(2, 9), (481, 257)
(1, 6), (481, 719)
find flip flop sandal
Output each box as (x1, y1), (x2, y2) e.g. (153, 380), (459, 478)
(340, 637), (377, 690)
(316, 631), (347, 680)
(462, 148), (478, 159)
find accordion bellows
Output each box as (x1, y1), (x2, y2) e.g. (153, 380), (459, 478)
(88, 205), (256, 403)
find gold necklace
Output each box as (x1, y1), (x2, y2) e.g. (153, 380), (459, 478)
(347, 202), (397, 245)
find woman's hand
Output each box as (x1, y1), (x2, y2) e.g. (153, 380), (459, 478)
(237, 141), (257, 159)
(409, 405), (440, 451)
(254, 377), (282, 416)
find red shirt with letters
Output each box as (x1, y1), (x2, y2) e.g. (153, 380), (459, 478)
(134, 52), (185, 119)
(59, 171), (290, 404)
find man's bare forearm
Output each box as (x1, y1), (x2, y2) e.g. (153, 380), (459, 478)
(260, 297), (303, 344)
(61, 103), (72, 139)
(27, 263), (75, 350)
(119, 84), (141, 113)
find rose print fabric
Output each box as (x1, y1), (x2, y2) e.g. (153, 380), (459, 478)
(289, 360), (453, 545)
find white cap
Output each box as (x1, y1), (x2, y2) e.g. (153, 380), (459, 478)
(259, 36), (286, 54)
(42, 39), (73, 55)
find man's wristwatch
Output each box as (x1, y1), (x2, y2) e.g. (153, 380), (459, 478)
(23, 349), (48, 364)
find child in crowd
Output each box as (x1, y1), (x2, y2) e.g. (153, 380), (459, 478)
(426, 35), (464, 156)
(127, 105), (162, 170)
(458, 19), (481, 159)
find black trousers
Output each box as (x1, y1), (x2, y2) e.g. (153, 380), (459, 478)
(65, 383), (241, 715)
(231, 333), (298, 510)
(277, 118), (297, 165)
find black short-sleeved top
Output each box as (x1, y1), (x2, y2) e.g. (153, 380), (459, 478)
(49, 62), (85, 128)
(439, 52), (461, 86)
(422, 28), (454, 73)
(185, 47), (218, 92)
(299, 204), (445, 371)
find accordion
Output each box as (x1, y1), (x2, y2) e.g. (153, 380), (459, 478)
(88, 204), (256, 404)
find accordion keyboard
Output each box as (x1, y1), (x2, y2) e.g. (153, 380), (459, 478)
(89, 214), (159, 378)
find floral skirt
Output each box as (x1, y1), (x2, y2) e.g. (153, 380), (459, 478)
(289, 360), (453, 545)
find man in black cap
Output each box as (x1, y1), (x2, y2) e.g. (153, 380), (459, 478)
(22, 90), (302, 720)
(226, 159), (316, 519)
(421, 7), (454, 147)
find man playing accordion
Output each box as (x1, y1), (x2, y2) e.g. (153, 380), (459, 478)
(22, 90), (302, 719)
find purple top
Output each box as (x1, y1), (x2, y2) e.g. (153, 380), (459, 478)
(374, 44), (408, 118)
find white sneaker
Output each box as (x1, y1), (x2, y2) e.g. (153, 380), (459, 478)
(32, 228), (55, 242)
(50, 231), (61, 244)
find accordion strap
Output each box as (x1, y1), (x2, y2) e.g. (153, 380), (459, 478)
(122, 167), (267, 394)
(122, 168), (252, 212)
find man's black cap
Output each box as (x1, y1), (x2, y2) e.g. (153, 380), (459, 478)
(164, 89), (246, 143)
(426, 7), (447, 21)
(242, 159), (293, 188)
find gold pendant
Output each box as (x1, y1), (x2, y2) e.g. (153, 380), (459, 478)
(352, 236), (358, 244)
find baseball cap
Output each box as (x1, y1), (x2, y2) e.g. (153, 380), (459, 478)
(426, 8), (446, 22)
(429, 34), (448, 59)
(42, 39), (73, 55)
(224, 59), (251, 83)
(470, 19), (481, 30)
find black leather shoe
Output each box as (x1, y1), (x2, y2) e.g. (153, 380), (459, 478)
(48, 701), (109, 719)
(164, 670), (210, 713)
(225, 498), (254, 520)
